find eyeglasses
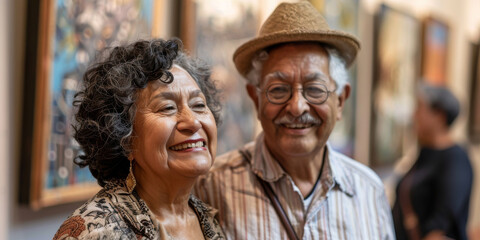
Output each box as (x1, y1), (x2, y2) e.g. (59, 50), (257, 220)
(259, 82), (336, 105)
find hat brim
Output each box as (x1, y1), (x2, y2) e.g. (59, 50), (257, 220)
(233, 30), (361, 78)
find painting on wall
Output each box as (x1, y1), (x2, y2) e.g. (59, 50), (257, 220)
(181, 0), (262, 154)
(421, 17), (449, 85)
(469, 41), (480, 142)
(371, 4), (421, 166)
(310, 0), (359, 157)
(20, 0), (162, 209)
(310, 0), (358, 35)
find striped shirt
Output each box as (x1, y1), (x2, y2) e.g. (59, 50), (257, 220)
(194, 133), (395, 239)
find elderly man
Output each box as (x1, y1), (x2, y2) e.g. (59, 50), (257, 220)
(195, 1), (395, 239)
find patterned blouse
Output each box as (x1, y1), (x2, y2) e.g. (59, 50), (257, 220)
(53, 181), (225, 240)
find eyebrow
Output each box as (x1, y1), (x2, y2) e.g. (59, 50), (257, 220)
(304, 72), (329, 82)
(150, 89), (204, 102)
(150, 92), (175, 102)
(189, 89), (203, 98)
(264, 71), (287, 82)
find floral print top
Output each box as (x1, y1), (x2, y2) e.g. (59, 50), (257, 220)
(53, 181), (225, 240)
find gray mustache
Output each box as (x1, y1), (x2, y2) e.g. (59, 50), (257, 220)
(274, 114), (322, 125)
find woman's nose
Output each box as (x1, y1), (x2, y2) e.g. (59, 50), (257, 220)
(176, 107), (202, 133)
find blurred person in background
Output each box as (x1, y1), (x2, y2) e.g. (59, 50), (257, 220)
(194, 1), (394, 239)
(53, 38), (225, 239)
(392, 83), (473, 240)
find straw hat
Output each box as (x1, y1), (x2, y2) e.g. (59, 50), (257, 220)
(233, 1), (361, 78)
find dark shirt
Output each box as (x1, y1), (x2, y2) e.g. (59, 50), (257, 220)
(393, 145), (473, 240)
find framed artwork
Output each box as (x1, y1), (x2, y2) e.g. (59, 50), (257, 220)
(310, 0), (358, 35)
(180, 0), (262, 154)
(371, 5), (421, 166)
(20, 0), (162, 209)
(311, 0), (359, 157)
(421, 17), (449, 85)
(469, 41), (480, 142)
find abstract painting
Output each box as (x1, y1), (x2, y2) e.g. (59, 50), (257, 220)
(21, 0), (161, 209)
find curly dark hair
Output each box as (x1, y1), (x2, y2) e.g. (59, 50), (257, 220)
(73, 38), (222, 187)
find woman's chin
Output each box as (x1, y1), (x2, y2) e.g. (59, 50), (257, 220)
(171, 162), (212, 179)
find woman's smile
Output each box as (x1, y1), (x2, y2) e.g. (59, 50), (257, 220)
(170, 138), (207, 152)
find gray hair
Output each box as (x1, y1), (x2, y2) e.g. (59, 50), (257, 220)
(245, 45), (349, 94)
(418, 82), (460, 127)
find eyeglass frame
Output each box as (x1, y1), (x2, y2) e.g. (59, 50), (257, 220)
(257, 82), (337, 105)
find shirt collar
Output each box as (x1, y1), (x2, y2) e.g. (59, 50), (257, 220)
(325, 143), (355, 197)
(250, 133), (355, 197)
(250, 133), (287, 182)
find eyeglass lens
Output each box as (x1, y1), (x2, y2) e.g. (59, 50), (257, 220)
(266, 83), (329, 104)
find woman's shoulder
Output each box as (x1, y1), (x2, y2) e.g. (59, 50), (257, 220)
(52, 186), (143, 240)
(439, 145), (472, 168)
(53, 211), (140, 239)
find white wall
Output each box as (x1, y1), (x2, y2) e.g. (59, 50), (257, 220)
(0, 0), (10, 237)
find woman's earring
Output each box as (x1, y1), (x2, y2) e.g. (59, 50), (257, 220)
(126, 160), (136, 193)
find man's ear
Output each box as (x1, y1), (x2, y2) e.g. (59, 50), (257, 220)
(246, 84), (259, 110)
(336, 83), (351, 121)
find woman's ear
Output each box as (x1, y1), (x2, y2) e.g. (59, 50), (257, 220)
(246, 84), (259, 110)
(336, 83), (351, 121)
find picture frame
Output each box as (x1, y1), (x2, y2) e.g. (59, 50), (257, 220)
(468, 40), (480, 142)
(421, 17), (449, 85)
(180, 0), (262, 154)
(371, 4), (421, 166)
(20, 0), (163, 209)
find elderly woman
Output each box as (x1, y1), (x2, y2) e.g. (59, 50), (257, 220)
(53, 38), (225, 239)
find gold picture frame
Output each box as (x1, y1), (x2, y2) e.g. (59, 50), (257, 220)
(20, 0), (163, 209)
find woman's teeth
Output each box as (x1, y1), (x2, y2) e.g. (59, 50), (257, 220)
(170, 141), (205, 151)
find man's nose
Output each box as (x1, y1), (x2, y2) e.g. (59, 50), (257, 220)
(285, 89), (310, 117)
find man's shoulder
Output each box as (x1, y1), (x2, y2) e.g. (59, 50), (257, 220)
(195, 142), (255, 190)
(212, 149), (244, 169)
(330, 150), (384, 190)
(210, 141), (255, 171)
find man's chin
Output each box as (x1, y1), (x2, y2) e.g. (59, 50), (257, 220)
(278, 143), (319, 157)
